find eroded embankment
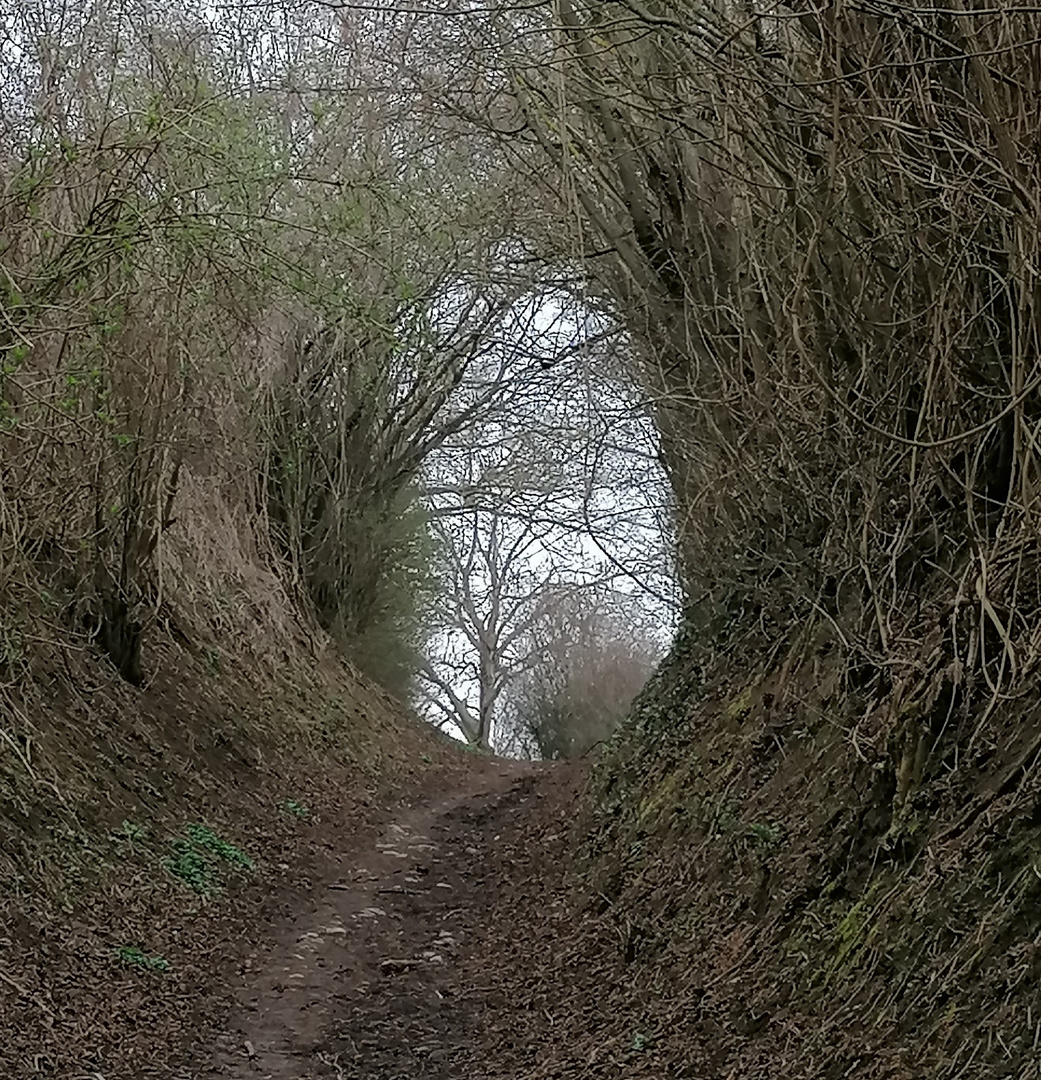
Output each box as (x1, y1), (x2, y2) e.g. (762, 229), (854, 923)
(10, 621), (1041, 1080)
(198, 759), (572, 1080)
(1, 734), (581, 1080)
(533, 628), (1041, 1080)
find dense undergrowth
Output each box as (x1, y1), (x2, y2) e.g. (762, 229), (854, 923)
(0, 6), (520, 908)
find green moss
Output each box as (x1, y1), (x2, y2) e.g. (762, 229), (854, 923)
(725, 686), (754, 721)
(636, 769), (685, 827)
(820, 876), (841, 900)
(816, 875), (893, 986)
(832, 900), (868, 969)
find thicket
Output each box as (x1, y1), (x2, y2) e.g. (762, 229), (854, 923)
(407, 8), (1041, 1070)
(454, 5), (1041, 1070)
(12, 0), (1039, 769)
(449, 0), (1041, 752)
(0, 3), (537, 714)
(1, 1), (667, 793)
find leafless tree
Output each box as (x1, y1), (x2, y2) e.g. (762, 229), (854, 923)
(413, 305), (677, 748)
(417, 503), (570, 749)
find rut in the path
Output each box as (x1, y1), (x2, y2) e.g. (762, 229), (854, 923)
(200, 760), (565, 1080)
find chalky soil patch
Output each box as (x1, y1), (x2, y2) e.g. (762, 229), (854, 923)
(199, 759), (566, 1080)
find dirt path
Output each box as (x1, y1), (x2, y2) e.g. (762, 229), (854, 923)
(196, 759), (570, 1080)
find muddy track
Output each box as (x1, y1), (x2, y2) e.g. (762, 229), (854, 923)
(196, 760), (567, 1080)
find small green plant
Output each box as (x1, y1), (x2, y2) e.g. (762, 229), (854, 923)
(116, 945), (169, 972)
(630, 1032), (653, 1052)
(164, 823), (252, 893)
(165, 838), (212, 893)
(282, 799), (310, 819)
(117, 819), (146, 842)
(185, 823), (252, 868)
(747, 821), (785, 851)
(709, 795), (741, 836)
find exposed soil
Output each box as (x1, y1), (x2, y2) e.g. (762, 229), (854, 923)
(6, 598), (1040, 1080)
(196, 757), (573, 1080)
(1, 753), (582, 1080)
